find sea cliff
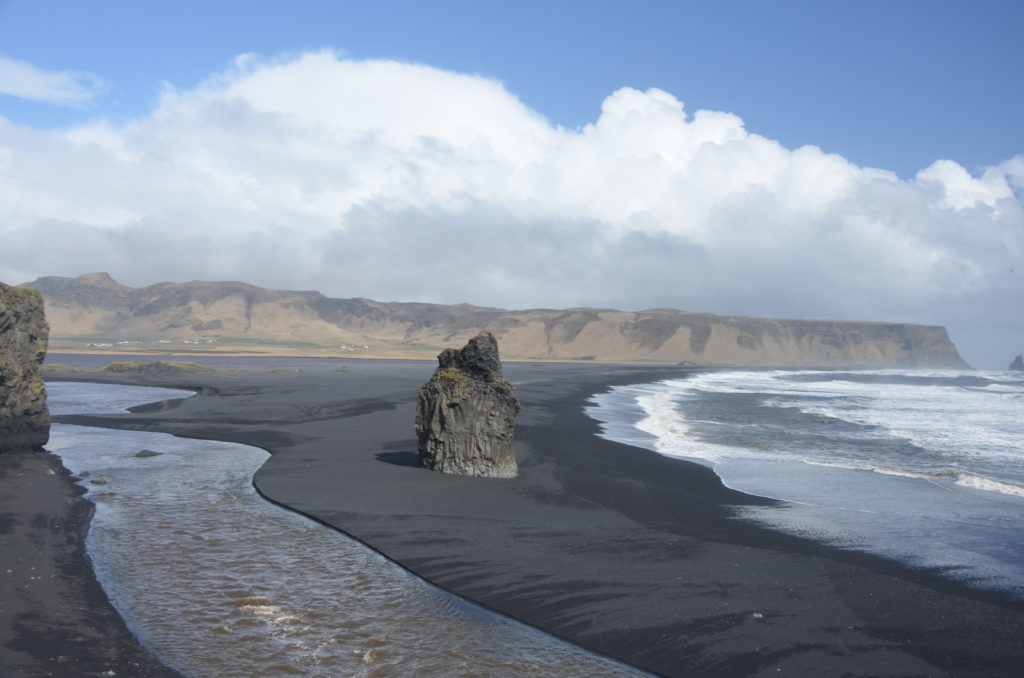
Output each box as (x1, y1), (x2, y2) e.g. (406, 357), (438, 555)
(25, 273), (968, 368)
(0, 282), (50, 451)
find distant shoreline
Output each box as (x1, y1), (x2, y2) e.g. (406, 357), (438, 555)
(47, 347), (973, 372)
(29, 272), (970, 368)
(46, 346), (680, 364)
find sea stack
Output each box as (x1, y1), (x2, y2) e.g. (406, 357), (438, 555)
(0, 283), (50, 452)
(415, 331), (519, 478)
(1010, 355), (1024, 371)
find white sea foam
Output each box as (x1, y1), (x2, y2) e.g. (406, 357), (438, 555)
(612, 384), (731, 465)
(239, 604), (282, 616)
(801, 459), (1024, 498)
(956, 473), (1024, 498)
(637, 369), (1024, 491)
(586, 368), (1024, 598)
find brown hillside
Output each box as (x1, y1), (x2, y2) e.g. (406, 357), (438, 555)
(23, 273), (969, 367)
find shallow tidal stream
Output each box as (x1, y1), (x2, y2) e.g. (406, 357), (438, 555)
(48, 382), (642, 678)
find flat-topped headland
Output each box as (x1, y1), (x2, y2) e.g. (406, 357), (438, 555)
(42, 355), (1024, 677)
(25, 273), (968, 367)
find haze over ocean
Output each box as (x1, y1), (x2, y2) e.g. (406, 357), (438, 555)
(1, 1), (1021, 367)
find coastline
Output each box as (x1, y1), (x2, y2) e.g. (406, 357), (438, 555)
(24, 357), (1024, 677)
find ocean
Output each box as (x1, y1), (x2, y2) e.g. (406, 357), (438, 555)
(46, 381), (644, 678)
(586, 368), (1024, 600)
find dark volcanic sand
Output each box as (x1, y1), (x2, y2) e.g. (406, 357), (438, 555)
(35, 359), (1024, 677)
(0, 446), (179, 677)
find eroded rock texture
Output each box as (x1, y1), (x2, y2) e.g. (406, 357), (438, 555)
(415, 331), (519, 478)
(0, 283), (50, 451)
(1010, 355), (1024, 371)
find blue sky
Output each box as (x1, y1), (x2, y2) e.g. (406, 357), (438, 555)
(0, 0), (1022, 366)
(4, 0), (1022, 177)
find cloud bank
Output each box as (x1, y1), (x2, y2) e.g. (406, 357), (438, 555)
(0, 51), (1021, 364)
(0, 55), (105, 106)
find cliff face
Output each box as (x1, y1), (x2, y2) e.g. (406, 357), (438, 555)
(0, 283), (50, 451)
(415, 332), (519, 478)
(25, 273), (969, 368)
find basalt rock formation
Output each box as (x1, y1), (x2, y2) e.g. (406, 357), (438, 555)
(415, 331), (519, 478)
(0, 283), (50, 451)
(1010, 355), (1024, 371)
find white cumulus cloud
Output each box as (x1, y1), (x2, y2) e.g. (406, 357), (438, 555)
(0, 54), (106, 106)
(0, 50), (1020, 366)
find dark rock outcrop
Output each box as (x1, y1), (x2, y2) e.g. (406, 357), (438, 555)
(0, 283), (50, 451)
(1010, 355), (1024, 371)
(415, 331), (519, 477)
(103, 360), (215, 377)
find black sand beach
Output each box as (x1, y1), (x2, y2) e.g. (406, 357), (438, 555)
(15, 358), (1024, 677)
(0, 445), (180, 677)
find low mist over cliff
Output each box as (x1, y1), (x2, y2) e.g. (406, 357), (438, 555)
(24, 273), (968, 368)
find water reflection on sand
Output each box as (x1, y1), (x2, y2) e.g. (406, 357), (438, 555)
(47, 383), (642, 677)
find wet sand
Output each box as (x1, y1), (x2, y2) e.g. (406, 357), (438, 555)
(24, 359), (1024, 677)
(0, 446), (180, 677)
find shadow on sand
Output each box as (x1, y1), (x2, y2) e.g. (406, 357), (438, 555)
(375, 450), (420, 467)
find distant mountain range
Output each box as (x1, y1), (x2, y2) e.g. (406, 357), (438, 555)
(24, 273), (969, 367)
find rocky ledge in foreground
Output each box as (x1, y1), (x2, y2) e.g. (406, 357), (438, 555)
(0, 282), (50, 452)
(415, 331), (520, 478)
